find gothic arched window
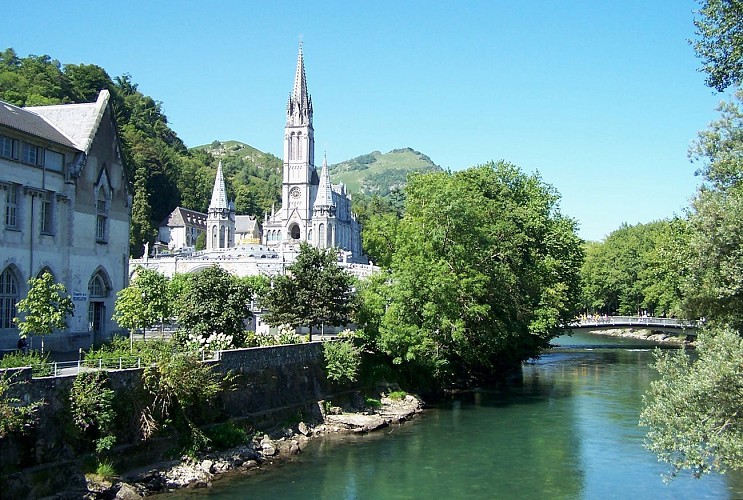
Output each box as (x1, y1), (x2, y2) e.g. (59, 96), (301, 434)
(318, 223), (326, 248)
(0, 267), (20, 329)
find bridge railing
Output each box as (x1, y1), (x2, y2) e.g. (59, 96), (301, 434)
(571, 316), (700, 329)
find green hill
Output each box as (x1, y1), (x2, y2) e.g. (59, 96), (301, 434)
(190, 140), (283, 217)
(329, 148), (442, 196)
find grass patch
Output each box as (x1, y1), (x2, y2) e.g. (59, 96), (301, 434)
(364, 396), (382, 409)
(388, 390), (407, 400)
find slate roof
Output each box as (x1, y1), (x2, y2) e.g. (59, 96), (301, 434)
(235, 215), (258, 234)
(26, 90), (110, 153)
(0, 90), (112, 153)
(0, 100), (79, 149)
(159, 207), (207, 229)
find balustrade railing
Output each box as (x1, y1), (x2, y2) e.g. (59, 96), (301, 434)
(573, 316), (699, 329)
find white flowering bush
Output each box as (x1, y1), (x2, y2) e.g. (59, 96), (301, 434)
(187, 332), (234, 352)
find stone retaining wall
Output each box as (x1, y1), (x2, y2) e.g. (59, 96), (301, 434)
(1, 342), (333, 497)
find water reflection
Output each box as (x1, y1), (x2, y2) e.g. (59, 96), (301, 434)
(168, 332), (740, 499)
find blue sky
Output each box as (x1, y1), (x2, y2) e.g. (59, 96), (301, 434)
(6, 1), (730, 241)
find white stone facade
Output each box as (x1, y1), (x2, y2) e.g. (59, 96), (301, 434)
(0, 91), (131, 351)
(262, 45), (365, 262)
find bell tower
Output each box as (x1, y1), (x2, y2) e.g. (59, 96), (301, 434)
(282, 42), (316, 227)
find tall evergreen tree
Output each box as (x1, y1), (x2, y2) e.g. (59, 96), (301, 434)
(130, 166), (156, 258)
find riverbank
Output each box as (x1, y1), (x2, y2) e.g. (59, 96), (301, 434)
(584, 327), (694, 346)
(84, 391), (424, 498)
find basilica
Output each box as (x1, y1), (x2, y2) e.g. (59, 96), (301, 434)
(140, 45), (371, 281)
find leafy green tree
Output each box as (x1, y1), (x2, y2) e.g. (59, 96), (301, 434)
(14, 271), (74, 353)
(194, 232), (206, 251)
(363, 162), (583, 384)
(642, 80), (743, 479)
(580, 221), (680, 316)
(177, 266), (253, 347)
(113, 267), (170, 350)
(112, 284), (147, 351)
(639, 218), (692, 318)
(263, 243), (355, 341)
(693, 0), (743, 91)
(685, 89), (743, 329)
(640, 328), (743, 478)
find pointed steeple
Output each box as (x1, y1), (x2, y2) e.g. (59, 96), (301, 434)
(315, 153), (335, 210)
(287, 42), (313, 124)
(209, 161), (228, 210)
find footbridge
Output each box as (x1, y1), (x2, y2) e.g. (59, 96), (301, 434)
(568, 316), (700, 336)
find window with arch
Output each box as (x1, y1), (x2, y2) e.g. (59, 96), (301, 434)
(290, 224), (300, 240)
(289, 133), (296, 160)
(88, 271), (109, 337)
(89, 273), (107, 298)
(318, 223), (326, 248)
(0, 267), (20, 329)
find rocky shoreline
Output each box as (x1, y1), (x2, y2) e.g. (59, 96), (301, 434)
(85, 392), (424, 498)
(585, 327), (694, 347)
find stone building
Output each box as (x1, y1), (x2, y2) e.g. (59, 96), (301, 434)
(157, 206), (206, 252)
(0, 90), (131, 351)
(262, 44), (364, 261)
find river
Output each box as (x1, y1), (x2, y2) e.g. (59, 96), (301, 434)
(169, 331), (743, 499)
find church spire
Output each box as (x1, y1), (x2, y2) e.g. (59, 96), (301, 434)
(209, 161), (228, 210)
(315, 153), (335, 210)
(287, 42), (312, 124)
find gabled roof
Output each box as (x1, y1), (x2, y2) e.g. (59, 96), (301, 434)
(0, 100), (79, 149)
(235, 215), (258, 233)
(26, 90), (111, 153)
(159, 206), (207, 229)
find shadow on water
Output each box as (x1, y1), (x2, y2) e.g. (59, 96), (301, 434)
(166, 331), (740, 500)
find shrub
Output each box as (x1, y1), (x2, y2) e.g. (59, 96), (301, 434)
(0, 350), (53, 377)
(324, 339), (362, 383)
(205, 421), (249, 450)
(0, 372), (44, 437)
(69, 371), (117, 455)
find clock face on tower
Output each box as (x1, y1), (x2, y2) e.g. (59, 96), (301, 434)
(289, 187), (301, 199)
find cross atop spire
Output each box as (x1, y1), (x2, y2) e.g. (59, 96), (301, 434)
(287, 42), (313, 124)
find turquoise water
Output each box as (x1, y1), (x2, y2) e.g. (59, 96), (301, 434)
(169, 332), (742, 499)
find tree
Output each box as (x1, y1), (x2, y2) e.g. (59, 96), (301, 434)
(263, 243), (355, 341)
(113, 267), (171, 350)
(129, 166), (156, 258)
(692, 0), (743, 91)
(177, 266), (253, 348)
(640, 328), (743, 478)
(14, 271), (74, 353)
(642, 85), (743, 480)
(685, 89), (743, 329)
(362, 163), (583, 385)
